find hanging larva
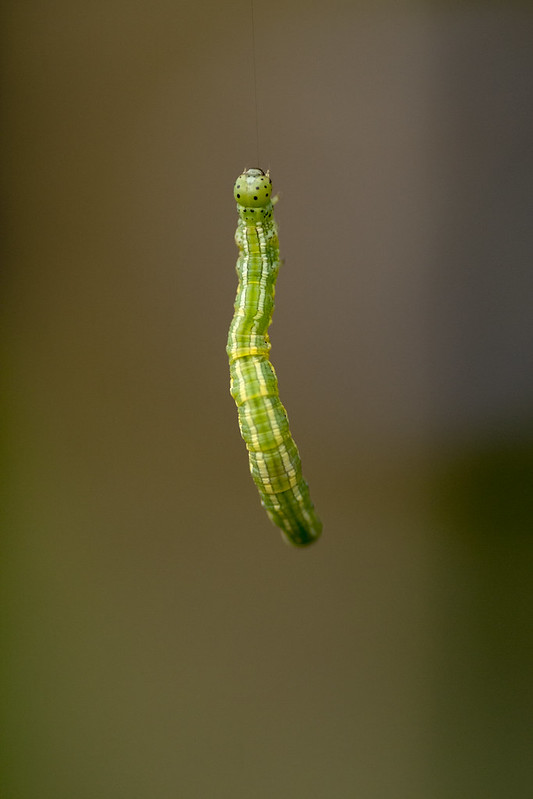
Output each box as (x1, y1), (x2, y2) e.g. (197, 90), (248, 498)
(227, 168), (322, 547)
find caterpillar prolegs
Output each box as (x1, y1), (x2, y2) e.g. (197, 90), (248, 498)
(227, 168), (322, 547)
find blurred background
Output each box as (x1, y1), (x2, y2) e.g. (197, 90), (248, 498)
(2, 2), (533, 796)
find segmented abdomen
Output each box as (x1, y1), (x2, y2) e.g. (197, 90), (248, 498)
(227, 168), (322, 547)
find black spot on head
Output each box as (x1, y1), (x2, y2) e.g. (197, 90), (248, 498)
(236, 193), (240, 198)
(253, 196), (258, 200)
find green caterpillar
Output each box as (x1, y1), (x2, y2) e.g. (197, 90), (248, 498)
(227, 168), (322, 547)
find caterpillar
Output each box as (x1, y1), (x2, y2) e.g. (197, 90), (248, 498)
(227, 168), (322, 547)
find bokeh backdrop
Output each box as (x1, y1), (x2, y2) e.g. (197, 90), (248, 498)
(3, 2), (533, 797)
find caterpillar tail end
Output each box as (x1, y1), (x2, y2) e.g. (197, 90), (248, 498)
(266, 509), (323, 548)
(282, 523), (323, 548)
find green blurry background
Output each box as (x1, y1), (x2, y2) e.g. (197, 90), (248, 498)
(2, 2), (533, 797)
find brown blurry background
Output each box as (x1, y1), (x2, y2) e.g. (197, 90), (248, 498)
(2, 2), (533, 797)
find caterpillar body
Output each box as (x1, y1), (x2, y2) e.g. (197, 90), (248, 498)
(227, 168), (322, 547)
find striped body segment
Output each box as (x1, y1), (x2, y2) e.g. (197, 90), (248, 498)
(227, 168), (322, 547)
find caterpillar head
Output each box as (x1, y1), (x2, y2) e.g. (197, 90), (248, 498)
(234, 168), (274, 221)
